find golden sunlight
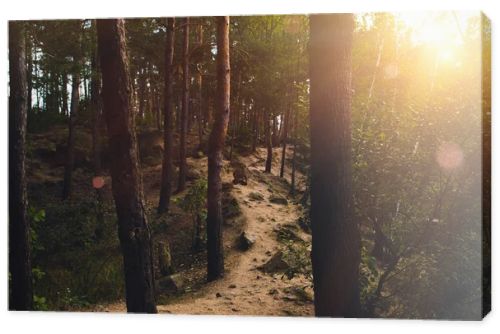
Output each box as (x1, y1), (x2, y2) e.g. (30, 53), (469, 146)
(395, 11), (475, 64)
(396, 12), (473, 46)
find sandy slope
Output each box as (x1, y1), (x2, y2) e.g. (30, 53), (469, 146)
(104, 148), (313, 317)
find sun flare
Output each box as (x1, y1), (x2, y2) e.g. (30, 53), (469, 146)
(396, 12), (473, 47)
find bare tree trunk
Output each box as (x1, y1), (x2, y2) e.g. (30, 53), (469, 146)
(61, 73), (68, 115)
(155, 84), (161, 130)
(62, 23), (82, 200)
(205, 94), (212, 131)
(309, 14), (360, 317)
(177, 17), (190, 192)
(290, 100), (298, 195)
(196, 23), (204, 149)
(272, 115), (279, 146)
(229, 70), (242, 161)
(97, 19), (157, 314)
(207, 16), (230, 282)
(91, 38), (102, 175)
(9, 21), (33, 311)
(264, 109), (272, 173)
(279, 104), (290, 178)
(251, 106), (258, 152)
(26, 31), (32, 115)
(138, 68), (146, 119)
(158, 18), (175, 214)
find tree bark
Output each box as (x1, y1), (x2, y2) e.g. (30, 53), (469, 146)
(264, 109), (272, 173)
(196, 23), (204, 149)
(62, 73), (69, 115)
(26, 31), (32, 115)
(279, 105), (290, 178)
(138, 67), (146, 118)
(251, 105), (258, 152)
(229, 70), (242, 161)
(91, 37), (103, 175)
(207, 16), (230, 282)
(9, 21), (33, 311)
(97, 19), (157, 313)
(177, 17), (190, 192)
(309, 14), (360, 317)
(158, 18), (175, 214)
(62, 23), (82, 200)
(290, 101), (298, 195)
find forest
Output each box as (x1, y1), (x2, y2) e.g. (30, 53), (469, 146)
(8, 12), (490, 319)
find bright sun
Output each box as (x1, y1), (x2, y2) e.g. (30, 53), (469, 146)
(396, 12), (471, 45)
(395, 12), (475, 63)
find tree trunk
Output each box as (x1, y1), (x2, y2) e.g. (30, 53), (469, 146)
(272, 115), (279, 146)
(290, 101), (298, 195)
(279, 105), (289, 178)
(158, 18), (175, 214)
(177, 18), (190, 192)
(62, 24), (82, 200)
(229, 70), (242, 161)
(97, 19), (157, 314)
(26, 32), (32, 115)
(154, 85), (161, 130)
(207, 16), (230, 282)
(309, 14), (360, 317)
(264, 109), (272, 173)
(62, 73), (69, 115)
(196, 23), (204, 149)
(251, 105), (258, 152)
(9, 21), (33, 311)
(91, 39), (102, 175)
(138, 68), (146, 118)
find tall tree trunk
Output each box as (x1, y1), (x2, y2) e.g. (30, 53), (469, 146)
(138, 68), (146, 119)
(35, 50), (40, 111)
(9, 21), (33, 311)
(279, 104), (290, 178)
(290, 100), (298, 195)
(91, 39), (102, 175)
(97, 19), (157, 314)
(158, 18), (175, 214)
(229, 70), (242, 161)
(205, 94), (212, 130)
(196, 23), (204, 149)
(154, 84), (161, 130)
(207, 16), (230, 282)
(251, 105), (258, 152)
(26, 31), (32, 115)
(264, 109), (272, 173)
(62, 24), (82, 200)
(272, 115), (278, 146)
(177, 18), (190, 192)
(309, 14), (360, 317)
(62, 73), (69, 115)
(83, 75), (89, 102)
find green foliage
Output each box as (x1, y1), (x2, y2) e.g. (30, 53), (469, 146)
(33, 295), (49, 311)
(28, 206), (46, 256)
(281, 241), (312, 280)
(30, 196), (124, 309)
(27, 110), (67, 133)
(359, 246), (380, 305)
(351, 12), (483, 318)
(176, 178), (208, 221)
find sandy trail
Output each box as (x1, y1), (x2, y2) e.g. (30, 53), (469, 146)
(105, 148), (313, 317)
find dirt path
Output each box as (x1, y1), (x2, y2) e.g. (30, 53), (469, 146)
(104, 148), (313, 317)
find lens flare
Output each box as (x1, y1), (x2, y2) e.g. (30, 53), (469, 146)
(436, 142), (464, 170)
(92, 176), (105, 189)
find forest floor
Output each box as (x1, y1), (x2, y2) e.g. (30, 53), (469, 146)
(27, 125), (313, 316)
(103, 147), (314, 316)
